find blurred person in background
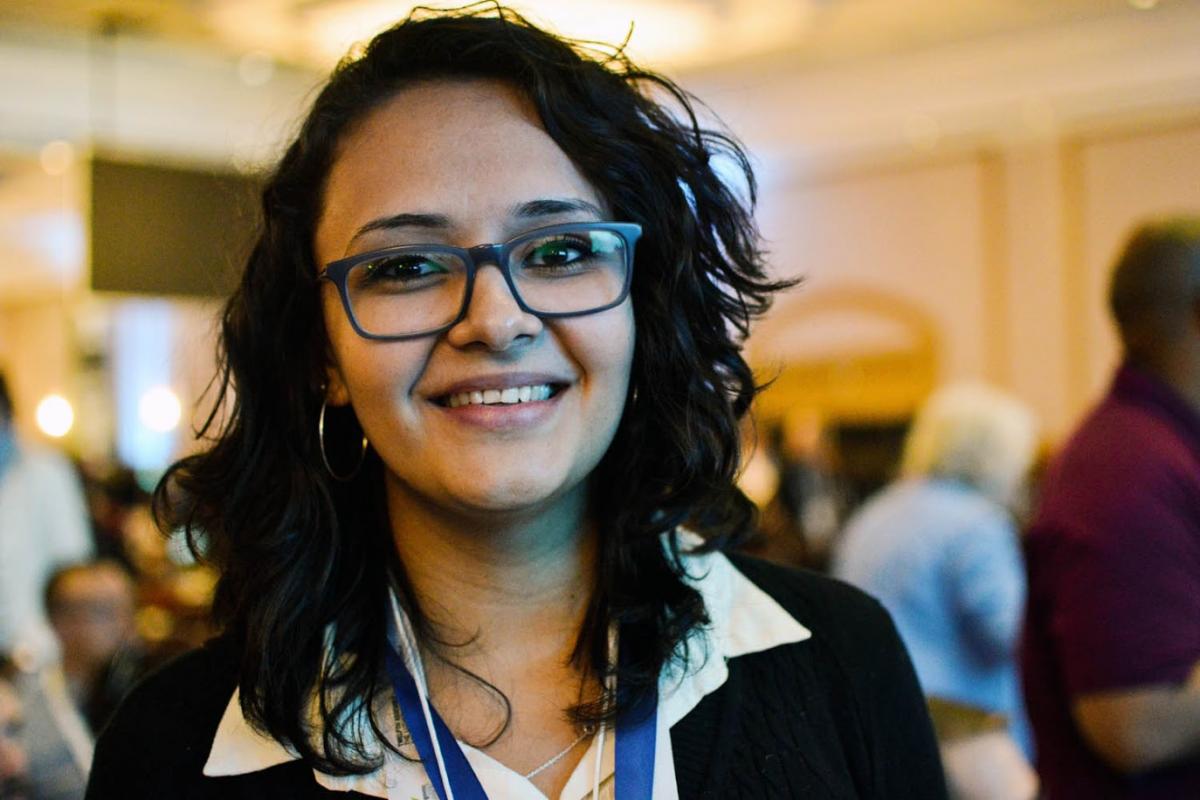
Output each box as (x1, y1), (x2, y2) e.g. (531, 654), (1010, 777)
(44, 562), (144, 736)
(833, 383), (1039, 800)
(737, 410), (847, 571)
(5, 646), (89, 800)
(80, 466), (145, 567)
(0, 657), (30, 800)
(1022, 218), (1200, 798)
(0, 372), (94, 665)
(774, 409), (846, 571)
(78, 463), (219, 660)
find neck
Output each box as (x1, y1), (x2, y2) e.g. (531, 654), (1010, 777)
(385, 479), (597, 651)
(1169, 374), (1200, 416)
(1133, 349), (1200, 415)
(58, 656), (97, 704)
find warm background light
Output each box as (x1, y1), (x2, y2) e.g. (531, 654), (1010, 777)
(39, 140), (74, 176)
(204, 0), (813, 72)
(138, 386), (182, 433)
(35, 393), (74, 438)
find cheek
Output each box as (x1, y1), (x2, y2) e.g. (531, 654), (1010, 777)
(323, 291), (412, 385)
(340, 348), (427, 416)
(579, 306), (636, 410)
(323, 320), (431, 429)
(613, 306), (637, 382)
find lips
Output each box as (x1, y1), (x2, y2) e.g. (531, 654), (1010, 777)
(446, 384), (555, 408)
(427, 372), (571, 408)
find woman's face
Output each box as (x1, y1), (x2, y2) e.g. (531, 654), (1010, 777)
(315, 80), (635, 522)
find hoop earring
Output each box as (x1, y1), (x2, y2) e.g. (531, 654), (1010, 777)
(318, 398), (368, 482)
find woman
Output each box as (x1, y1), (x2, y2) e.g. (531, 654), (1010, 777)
(86, 7), (945, 799)
(833, 384), (1039, 800)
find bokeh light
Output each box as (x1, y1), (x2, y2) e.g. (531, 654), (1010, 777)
(138, 386), (182, 433)
(35, 394), (74, 438)
(39, 140), (74, 176)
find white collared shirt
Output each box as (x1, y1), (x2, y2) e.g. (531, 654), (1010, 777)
(203, 547), (811, 799)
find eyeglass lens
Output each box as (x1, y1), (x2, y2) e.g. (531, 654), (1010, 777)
(344, 227), (629, 337)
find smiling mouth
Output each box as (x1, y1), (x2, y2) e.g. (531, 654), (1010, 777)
(439, 383), (566, 408)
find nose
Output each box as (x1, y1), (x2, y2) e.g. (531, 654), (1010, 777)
(445, 263), (542, 351)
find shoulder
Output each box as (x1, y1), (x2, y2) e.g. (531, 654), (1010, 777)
(11, 438), (74, 475)
(1057, 398), (1189, 484)
(678, 542), (898, 663)
(844, 480), (1008, 542)
(3, 443), (83, 503)
(678, 547), (912, 698)
(722, 552), (919, 699)
(1036, 400), (1198, 534)
(88, 637), (240, 794)
(677, 553), (947, 798)
(106, 635), (239, 727)
(726, 551), (895, 643)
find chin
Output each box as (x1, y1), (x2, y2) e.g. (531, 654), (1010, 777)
(453, 479), (566, 514)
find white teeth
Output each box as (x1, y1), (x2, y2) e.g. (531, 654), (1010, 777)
(446, 384), (555, 408)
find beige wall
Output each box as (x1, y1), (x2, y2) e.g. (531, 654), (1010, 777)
(685, 3), (1200, 442)
(747, 116), (1200, 442)
(1071, 121), (1200, 406)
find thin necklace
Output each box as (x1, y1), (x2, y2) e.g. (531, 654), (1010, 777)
(392, 695), (595, 783)
(522, 725), (596, 780)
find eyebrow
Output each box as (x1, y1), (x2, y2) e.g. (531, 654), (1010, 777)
(511, 198), (604, 219)
(348, 213), (452, 248)
(346, 197), (605, 250)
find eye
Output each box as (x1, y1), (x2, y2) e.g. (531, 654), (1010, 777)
(520, 236), (594, 271)
(353, 252), (458, 292)
(365, 254), (446, 281)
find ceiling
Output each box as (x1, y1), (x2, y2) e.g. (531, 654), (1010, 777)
(0, 0), (1164, 74)
(0, 0), (1189, 301)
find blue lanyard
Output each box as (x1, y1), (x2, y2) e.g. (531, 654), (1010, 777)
(383, 637), (657, 800)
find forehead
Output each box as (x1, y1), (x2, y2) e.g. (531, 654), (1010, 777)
(56, 567), (132, 600)
(316, 80), (602, 253)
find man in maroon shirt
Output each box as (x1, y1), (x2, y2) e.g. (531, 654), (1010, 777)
(1023, 218), (1200, 798)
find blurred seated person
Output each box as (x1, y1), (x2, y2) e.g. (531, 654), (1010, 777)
(44, 562), (145, 735)
(0, 657), (30, 800)
(833, 383), (1038, 800)
(3, 649), (89, 800)
(0, 372), (94, 665)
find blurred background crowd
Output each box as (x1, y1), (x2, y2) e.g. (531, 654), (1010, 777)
(1, 1), (1200, 799)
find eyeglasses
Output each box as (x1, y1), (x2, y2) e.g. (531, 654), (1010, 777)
(319, 221), (641, 341)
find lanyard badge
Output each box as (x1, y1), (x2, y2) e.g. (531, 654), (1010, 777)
(384, 597), (657, 800)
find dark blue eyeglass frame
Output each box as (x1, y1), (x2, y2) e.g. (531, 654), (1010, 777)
(318, 221), (642, 341)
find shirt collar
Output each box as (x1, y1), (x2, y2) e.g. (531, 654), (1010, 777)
(204, 543), (811, 797)
(1113, 360), (1200, 458)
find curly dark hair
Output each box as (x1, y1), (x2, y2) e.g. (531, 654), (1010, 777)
(154, 2), (792, 774)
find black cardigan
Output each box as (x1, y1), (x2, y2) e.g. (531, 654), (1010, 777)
(86, 556), (947, 799)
